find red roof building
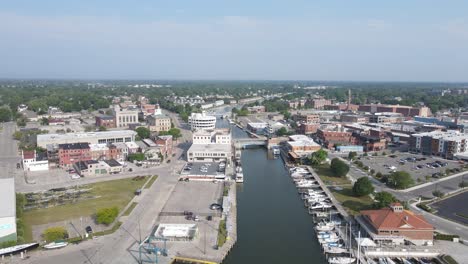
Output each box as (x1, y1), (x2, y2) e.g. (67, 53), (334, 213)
(358, 203), (434, 246)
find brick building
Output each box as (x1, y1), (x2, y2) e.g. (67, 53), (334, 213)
(357, 203), (434, 246)
(58, 143), (92, 167)
(309, 99), (332, 109)
(292, 113), (320, 123)
(297, 123), (320, 135)
(316, 129), (354, 149)
(95, 115), (116, 128)
(155, 135), (173, 158)
(358, 104), (431, 117)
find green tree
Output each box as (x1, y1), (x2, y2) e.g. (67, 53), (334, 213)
(352, 177), (375, 196)
(98, 125), (107, 131)
(135, 127), (150, 139)
(0, 107), (13, 122)
(309, 149), (328, 166)
(330, 158), (349, 177)
(40, 117), (49, 126)
(43, 226), (68, 242)
(374, 191), (396, 209)
(96, 207), (119, 225)
(388, 171), (414, 189)
(128, 153), (145, 162)
(348, 151), (357, 160)
(276, 127), (289, 136)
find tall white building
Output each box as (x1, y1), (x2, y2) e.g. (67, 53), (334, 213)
(0, 178), (16, 243)
(113, 105), (139, 128)
(187, 129), (232, 162)
(192, 129), (231, 144)
(188, 112), (216, 131)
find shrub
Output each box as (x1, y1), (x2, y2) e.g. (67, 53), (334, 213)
(374, 191), (396, 209)
(370, 169), (375, 175)
(375, 172), (383, 179)
(43, 226), (68, 242)
(387, 171), (414, 189)
(435, 233), (459, 241)
(432, 190), (444, 198)
(96, 207), (119, 225)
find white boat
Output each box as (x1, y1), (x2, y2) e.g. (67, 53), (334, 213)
(309, 202), (333, 210)
(317, 231), (336, 238)
(324, 247), (349, 254)
(324, 241), (344, 248)
(43, 240), (68, 249)
(328, 257), (356, 264)
(297, 182), (320, 188)
(235, 166), (244, 183)
(272, 148), (280, 155)
(0, 243), (39, 256)
(315, 222), (335, 231)
(385, 258), (396, 264)
(366, 258), (377, 264)
(319, 237), (340, 244)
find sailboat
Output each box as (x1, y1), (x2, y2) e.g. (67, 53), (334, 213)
(43, 240), (68, 249)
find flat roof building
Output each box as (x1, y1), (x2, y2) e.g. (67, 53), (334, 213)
(188, 112), (216, 131)
(37, 130), (137, 148)
(0, 178), (16, 243)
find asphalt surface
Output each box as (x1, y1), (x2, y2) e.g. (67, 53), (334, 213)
(0, 122), (21, 179)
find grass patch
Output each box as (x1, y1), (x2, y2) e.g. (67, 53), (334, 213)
(23, 178), (146, 242)
(223, 185), (229, 197)
(330, 187), (374, 215)
(122, 202), (138, 216)
(217, 219), (227, 247)
(93, 221), (122, 237)
(314, 164), (351, 185)
(144, 175), (158, 189)
(442, 255), (459, 264)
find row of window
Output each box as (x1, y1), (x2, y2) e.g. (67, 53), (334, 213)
(192, 152), (227, 157)
(118, 115), (137, 124)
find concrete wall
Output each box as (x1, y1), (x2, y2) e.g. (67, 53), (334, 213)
(0, 216), (17, 243)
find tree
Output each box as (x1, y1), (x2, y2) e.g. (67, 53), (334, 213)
(353, 177), (375, 196)
(160, 128), (182, 141)
(388, 171), (414, 189)
(0, 107), (12, 122)
(40, 117), (49, 126)
(459, 181), (468, 188)
(276, 127), (289, 136)
(348, 151), (357, 160)
(135, 127), (150, 139)
(330, 158), (349, 177)
(128, 153), (145, 162)
(98, 125), (107, 131)
(375, 172), (383, 179)
(309, 149), (328, 166)
(432, 190), (444, 198)
(96, 207), (119, 225)
(374, 191), (396, 209)
(43, 226), (68, 242)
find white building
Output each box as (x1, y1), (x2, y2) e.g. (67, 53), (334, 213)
(0, 178), (16, 243)
(113, 105), (139, 128)
(37, 130), (137, 148)
(22, 150), (49, 171)
(187, 129), (232, 162)
(188, 112), (216, 131)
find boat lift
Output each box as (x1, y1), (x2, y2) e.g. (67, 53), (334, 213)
(138, 235), (168, 264)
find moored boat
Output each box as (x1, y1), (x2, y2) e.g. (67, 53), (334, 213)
(43, 240), (68, 249)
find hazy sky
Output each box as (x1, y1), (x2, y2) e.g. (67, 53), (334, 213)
(1, 0), (468, 81)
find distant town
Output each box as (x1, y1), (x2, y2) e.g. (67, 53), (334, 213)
(0, 80), (467, 264)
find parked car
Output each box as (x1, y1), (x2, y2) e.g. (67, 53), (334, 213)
(70, 174), (81, 180)
(16, 163), (21, 169)
(85, 226), (93, 234)
(135, 189), (142, 195)
(128, 168), (133, 172)
(210, 203), (222, 210)
(206, 215), (213, 221)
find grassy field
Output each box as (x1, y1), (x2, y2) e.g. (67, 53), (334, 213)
(217, 219), (227, 247)
(330, 186), (374, 215)
(314, 164), (351, 185)
(23, 177), (147, 241)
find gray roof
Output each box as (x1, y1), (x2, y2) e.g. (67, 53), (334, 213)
(0, 178), (15, 218)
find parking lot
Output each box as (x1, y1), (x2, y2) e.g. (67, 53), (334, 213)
(180, 161), (226, 178)
(357, 152), (464, 183)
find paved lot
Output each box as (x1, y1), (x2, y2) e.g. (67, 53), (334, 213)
(431, 191), (468, 225)
(357, 152), (463, 183)
(0, 122), (22, 179)
(181, 162), (226, 178)
(161, 181), (223, 215)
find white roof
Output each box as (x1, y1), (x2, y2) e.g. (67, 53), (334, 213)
(89, 143), (109, 151)
(125, 141), (139, 149)
(288, 135), (320, 147)
(0, 178), (15, 218)
(155, 224), (197, 238)
(38, 130), (137, 142)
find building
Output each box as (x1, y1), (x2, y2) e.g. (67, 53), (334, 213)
(316, 128), (354, 149)
(246, 122), (268, 134)
(309, 99), (332, 109)
(0, 178), (16, 243)
(246, 105), (266, 113)
(22, 150), (49, 171)
(155, 135), (173, 157)
(358, 104), (431, 117)
(37, 130), (137, 148)
(187, 129), (232, 163)
(286, 135), (321, 159)
(58, 143), (92, 167)
(140, 104), (162, 117)
(341, 114), (369, 123)
(268, 113), (284, 121)
(95, 115), (116, 129)
(48, 118), (65, 126)
(409, 130), (468, 159)
(357, 203), (434, 246)
(73, 159), (122, 177)
(89, 143), (122, 161)
(113, 105), (139, 128)
(367, 113), (404, 124)
(188, 112), (216, 131)
(292, 113), (320, 123)
(297, 123), (320, 135)
(147, 114), (172, 132)
(336, 145), (364, 153)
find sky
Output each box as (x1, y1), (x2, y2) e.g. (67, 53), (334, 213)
(1, 0), (468, 81)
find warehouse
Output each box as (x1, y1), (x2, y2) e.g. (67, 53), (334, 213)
(0, 178), (17, 243)
(37, 130), (137, 148)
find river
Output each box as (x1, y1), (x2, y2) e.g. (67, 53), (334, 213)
(222, 121), (327, 264)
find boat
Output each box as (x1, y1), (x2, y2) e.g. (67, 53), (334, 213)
(328, 257), (356, 264)
(319, 237), (340, 244)
(43, 240), (69, 249)
(419, 259), (431, 264)
(235, 166), (244, 183)
(323, 246), (349, 254)
(0, 243), (39, 256)
(379, 258), (387, 264)
(366, 258), (377, 264)
(272, 147), (280, 156)
(309, 202), (333, 210)
(315, 222), (335, 231)
(385, 258), (396, 264)
(401, 259), (412, 264)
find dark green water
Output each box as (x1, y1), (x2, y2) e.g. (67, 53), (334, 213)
(223, 148), (327, 264)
